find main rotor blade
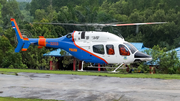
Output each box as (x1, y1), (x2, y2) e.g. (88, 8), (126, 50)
(33, 22), (167, 27)
(33, 22), (108, 26)
(112, 22), (167, 26)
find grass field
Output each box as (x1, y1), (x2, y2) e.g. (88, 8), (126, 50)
(0, 97), (58, 101)
(0, 68), (180, 79)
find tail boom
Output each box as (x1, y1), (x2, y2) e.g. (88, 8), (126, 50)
(11, 18), (61, 52)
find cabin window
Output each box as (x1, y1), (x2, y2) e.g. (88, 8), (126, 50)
(93, 45), (104, 54)
(81, 31), (85, 39)
(86, 36), (89, 40)
(119, 44), (130, 56)
(106, 45), (115, 55)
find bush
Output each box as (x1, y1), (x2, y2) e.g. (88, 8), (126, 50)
(137, 62), (150, 73)
(144, 45), (180, 74)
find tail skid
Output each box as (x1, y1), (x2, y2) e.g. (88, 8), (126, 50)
(11, 18), (30, 52)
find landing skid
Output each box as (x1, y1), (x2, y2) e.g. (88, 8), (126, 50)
(77, 70), (85, 71)
(78, 62), (125, 72)
(87, 66), (115, 68)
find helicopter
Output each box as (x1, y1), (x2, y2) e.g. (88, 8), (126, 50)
(10, 18), (166, 72)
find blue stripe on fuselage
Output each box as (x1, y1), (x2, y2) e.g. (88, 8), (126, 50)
(57, 35), (107, 64)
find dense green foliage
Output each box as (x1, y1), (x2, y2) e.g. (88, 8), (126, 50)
(1, 0), (180, 74)
(28, 0), (180, 48)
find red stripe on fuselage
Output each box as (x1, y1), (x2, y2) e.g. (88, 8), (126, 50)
(72, 31), (108, 64)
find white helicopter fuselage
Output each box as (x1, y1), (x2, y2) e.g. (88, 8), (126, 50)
(72, 31), (151, 64)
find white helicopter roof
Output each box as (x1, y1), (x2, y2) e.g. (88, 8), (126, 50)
(73, 31), (124, 42)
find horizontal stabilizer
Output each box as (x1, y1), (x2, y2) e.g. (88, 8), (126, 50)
(22, 48), (27, 51)
(22, 39), (31, 51)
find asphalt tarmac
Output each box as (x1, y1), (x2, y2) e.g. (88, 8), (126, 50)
(0, 73), (180, 101)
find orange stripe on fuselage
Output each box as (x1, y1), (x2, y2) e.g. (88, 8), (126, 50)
(11, 18), (23, 39)
(39, 36), (44, 38)
(38, 46), (43, 48)
(72, 31), (108, 64)
(23, 38), (29, 41)
(38, 38), (46, 46)
(22, 48), (27, 51)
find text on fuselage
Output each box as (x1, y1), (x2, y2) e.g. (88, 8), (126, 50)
(92, 36), (99, 39)
(69, 48), (77, 52)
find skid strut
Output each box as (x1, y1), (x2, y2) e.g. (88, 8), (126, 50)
(78, 61), (84, 71)
(112, 63), (124, 73)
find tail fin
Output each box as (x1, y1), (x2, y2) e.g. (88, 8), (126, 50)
(11, 18), (30, 52)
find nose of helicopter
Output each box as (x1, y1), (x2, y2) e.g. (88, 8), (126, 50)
(134, 51), (152, 62)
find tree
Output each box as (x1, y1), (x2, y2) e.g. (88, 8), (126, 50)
(0, 0), (23, 29)
(0, 35), (26, 68)
(0, 3), (3, 34)
(30, 0), (50, 16)
(25, 2), (30, 11)
(18, 2), (28, 10)
(0, 3), (2, 22)
(34, 9), (47, 21)
(145, 45), (180, 74)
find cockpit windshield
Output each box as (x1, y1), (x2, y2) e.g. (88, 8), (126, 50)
(124, 42), (138, 54)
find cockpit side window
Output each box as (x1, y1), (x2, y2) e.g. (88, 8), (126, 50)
(106, 45), (115, 55)
(119, 45), (130, 56)
(93, 45), (104, 54)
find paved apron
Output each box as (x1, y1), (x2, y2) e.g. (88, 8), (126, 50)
(0, 73), (180, 101)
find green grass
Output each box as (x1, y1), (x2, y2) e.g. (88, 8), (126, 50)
(0, 68), (180, 79)
(0, 97), (58, 101)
